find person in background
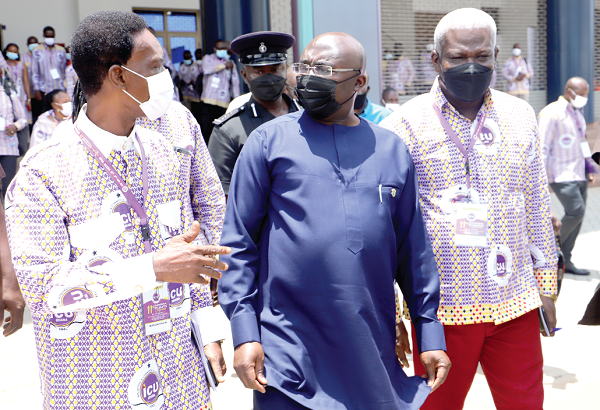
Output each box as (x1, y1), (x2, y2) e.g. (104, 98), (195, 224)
(284, 65), (297, 99)
(147, 27), (176, 77)
(178, 50), (202, 120)
(418, 43), (437, 92)
(0, 200), (25, 337)
(219, 31), (449, 409)
(3, 44), (31, 113)
(199, 39), (240, 143)
(382, 86), (400, 107)
(538, 77), (596, 276)
(502, 43), (533, 102)
(381, 8), (557, 410)
(0, 53), (6, 69)
(64, 45), (78, 99)
(385, 42), (415, 95)
(0, 69), (27, 199)
(21, 36), (38, 127)
(353, 70), (393, 124)
(195, 48), (203, 62)
(208, 31), (299, 196)
(30, 26), (66, 125)
(29, 89), (71, 148)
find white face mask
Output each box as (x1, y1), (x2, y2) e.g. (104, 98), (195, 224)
(385, 53), (393, 60)
(57, 101), (72, 117)
(385, 103), (400, 111)
(121, 66), (174, 121)
(512, 48), (521, 57)
(44, 37), (55, 47)
(29, 43), (38, 52)
(570, 95), (588, 109)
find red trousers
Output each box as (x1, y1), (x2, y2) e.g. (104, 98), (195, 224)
(412, 309), (544, 410)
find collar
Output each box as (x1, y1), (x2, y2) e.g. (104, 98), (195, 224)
(247, 93), (299, 118)
(431, 77), (493, 119)
(75, 104), (140, 157)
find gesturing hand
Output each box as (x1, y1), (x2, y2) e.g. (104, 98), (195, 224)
(420, 350), (451, 393)
(153, 221), (231, 284)
(234, 342), (268, 393)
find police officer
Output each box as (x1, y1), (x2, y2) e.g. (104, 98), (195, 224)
(208, 31), (300, 195)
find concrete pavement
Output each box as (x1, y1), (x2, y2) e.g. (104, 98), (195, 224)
(2, 189), (600, 409)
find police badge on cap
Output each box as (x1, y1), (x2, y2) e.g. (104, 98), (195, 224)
(230, 31), (295, 66)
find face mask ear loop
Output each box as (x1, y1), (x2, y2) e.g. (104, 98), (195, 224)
(121, 65), (148, 105)
(122, 89), (143, 105)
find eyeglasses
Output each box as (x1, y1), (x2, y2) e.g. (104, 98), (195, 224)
(291, 63), (361, 77)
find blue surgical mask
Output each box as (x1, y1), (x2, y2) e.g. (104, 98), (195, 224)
(66, 53), (71, 60)
(184, 59), (192, 66)
(28, 43), (38, 52)
(215, 49), (228, 59)
(6, 52), (19, 60)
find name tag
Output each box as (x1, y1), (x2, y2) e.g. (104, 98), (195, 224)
(50, 68), (60, 80)
(455, 203), (488, 247)
(0, 117), (6, 130)
(142, 284), (172, 336)
(581, 141), (592, 158)
(210, 76), (221, 88)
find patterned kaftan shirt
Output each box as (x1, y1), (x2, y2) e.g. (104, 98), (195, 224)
(178, 62), (203, 103)
(6, 103), (225, 410)
(0, 83), (27, 156)
(538, 96), (596, 183)
(65, 64), (78, 100)
(502, 56), (534, 95)
(384, 57), (415, 94)
(200, 53), (240, 108)
(31, 43), (66, 93)
(29, 109), (63, 148)
(380, 79), (557, 326)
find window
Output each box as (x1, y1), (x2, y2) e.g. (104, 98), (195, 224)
(134, 9), (202, 70)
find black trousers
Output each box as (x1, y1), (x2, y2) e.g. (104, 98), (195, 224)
(253, 387), (310, 410)
(199, 102), (226, 145)
(31, 91), (45, 126)
(0, 155), (18, 201)
(190, 101), (202, 129)
(550, 180), (588, 264)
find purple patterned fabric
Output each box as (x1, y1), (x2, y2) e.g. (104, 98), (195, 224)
(380, 79), (558, 326)
(384, 57), (415, 94)
(502, 57), (534, 95)
(200, 53), (240, 108)
(0, 82), (27, 156)
(179, 62), (202, 102)
(30, 43), (66, 93)
(29, 109), (62, 148)
(65, 64), (77, 100)
(6, 102), (224, 409)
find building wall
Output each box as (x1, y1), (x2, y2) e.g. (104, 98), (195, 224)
(0, 0), (200, 53)
(268, 0), (295, 61)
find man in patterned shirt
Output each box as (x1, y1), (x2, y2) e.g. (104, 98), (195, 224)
(6, 11), (229, 410)
(381, 8), (557, 410)
(538, 77), (597, 276)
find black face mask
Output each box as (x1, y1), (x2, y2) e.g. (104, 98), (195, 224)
(295, 74), (358, 121)
(354, 86), (370, 110)
(249, 72), (287, 102)
(440, 63), (493, 103)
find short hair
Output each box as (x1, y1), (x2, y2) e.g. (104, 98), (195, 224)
(214, 39), (226, 47)
(43, 26), (55, 33)
(434, 8), (496, 54)
(382, 87), (398, 99)
(71, 11), (148, 97)
(43, 89), (67, 112)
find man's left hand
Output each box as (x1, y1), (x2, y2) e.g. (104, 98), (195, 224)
(420, 350), (451, 393)
(395, 321), (412, 368)
(588, 173), (595, 183)
(5, 124), (17, 137)
(540, 295), (557, 337)
(204, 341), (227, 383)
(1, 272), (25, 337)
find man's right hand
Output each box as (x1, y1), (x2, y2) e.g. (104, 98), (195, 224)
(153, 221), (231, 284)
(35, 91), (42, 101)
(516, 72), (527, 82)
(234, 341), (268, 393)
(225, 61), (234, 70)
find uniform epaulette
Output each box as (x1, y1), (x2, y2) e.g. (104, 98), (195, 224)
(213, 105), (246, 126)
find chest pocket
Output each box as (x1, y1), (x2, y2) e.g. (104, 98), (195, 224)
(379, 185), (400, 216)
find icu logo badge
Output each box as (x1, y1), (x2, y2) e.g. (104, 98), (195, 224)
(128, 360), (164, 409)
(474, 118), (501, 155)
(528, 244), (547, 268)
(61, 287), (94, 306)
(102, 190), (135, 244)
(466, 212), (476, 222)
(168, 283), (185, 307)
(49, 310), (87, 339)
(558, 134), (575, 149)
(168, 283), (191, 318)
(439, 185), (480, 215)
(487, 244), (513, 286)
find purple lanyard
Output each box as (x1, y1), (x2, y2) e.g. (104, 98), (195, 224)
(566, 105), (585, 140)
(433, 103), (487, 190)
(74, 126), (152, 254)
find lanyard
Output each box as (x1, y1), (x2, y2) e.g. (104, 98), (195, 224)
(565, 104), (585, 140)
(74, 126), (152, 254)
(433, 102), (487, 191)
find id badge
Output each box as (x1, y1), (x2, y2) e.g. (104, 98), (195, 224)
(580, 141), (592, 158)
(0, 117), (6, 131)
(50, 68), (60, 80)
(455, 203), (488, 247)
(210, 76), (221, 88)
(142, 284), (172, 336)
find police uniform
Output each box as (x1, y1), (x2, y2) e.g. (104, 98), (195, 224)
(208, 31), (299, 195)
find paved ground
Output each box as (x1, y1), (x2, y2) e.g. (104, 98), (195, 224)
(2, 188), (600, 410)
